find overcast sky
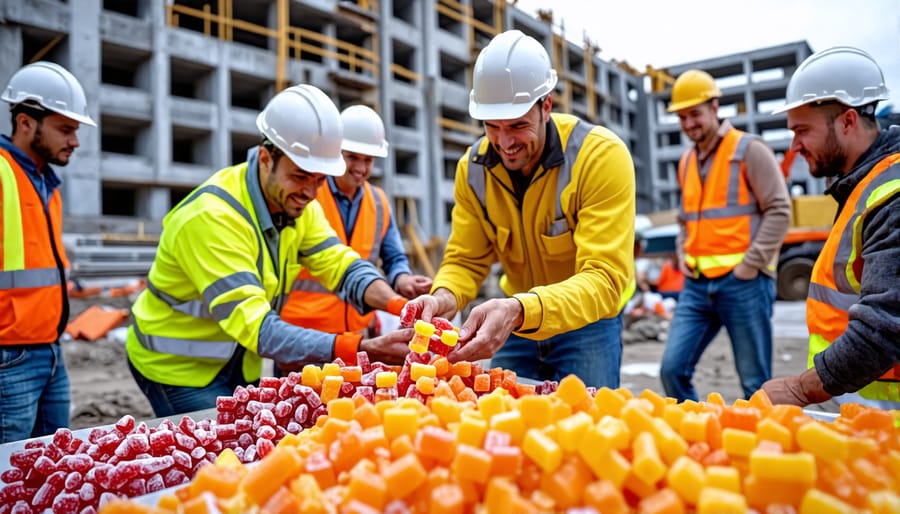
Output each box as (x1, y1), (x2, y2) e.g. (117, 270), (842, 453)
(515, 0), (900, 110)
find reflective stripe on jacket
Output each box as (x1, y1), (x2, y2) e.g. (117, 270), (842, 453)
(678, 128), (765, 278)
(807, 153), (900, 401)
(0, 149), (69, 344)
(432, 113), (635, 339)
(126, 162), (360, 388)
(281, 182), (390, 334)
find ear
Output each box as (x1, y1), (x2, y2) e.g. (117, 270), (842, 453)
(14, 112), (33, 134)
(258, 145), (271, 169)
(839, 108), (858, 133)
(542, 96), (553, 122)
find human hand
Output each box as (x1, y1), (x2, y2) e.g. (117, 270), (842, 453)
(359, 328), (415, 365)
(395, 274), (434, 298)
(732, 262), (759, 280)
(760, 368), (831, 406)
(678, 257), (693, 277)
(406, 289), (458, 323)
(449, 298), (524, 363)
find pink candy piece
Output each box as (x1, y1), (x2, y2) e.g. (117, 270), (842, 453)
(0, 481), (27, 503)
(427, 335), (451, 356)
(259, 377), (281, 389)
(148, 429), (175, 453)
(257, 438), (274, 459)
(162, 469), (187, 488)
(1, 468), (24, 483)
(432, 317), (454, 332)
(136, 456), (174, 475)
(242, 445), (258, 464)
(353, 386), (375, 403)
(274, 401), (292, 419)
(59, 454), (94, 473)
(215, 424), (237, 440)
(178, 416), (196, 434)
(235, 419), (252, 433)
(174, 432), (197, 451)
(256, 425), (276, 440)
(114, 415), (135, 434)
(9, 448), (41, 470)
(52, 428), (73, 449)
(232, 386), (249, 403)
(146, 473), (165, 494)
(356, 352), (371, 374)
(399, 302), (419, 327)
(64, 471), (83, 492)
(33, 455), (56, 476)
(215, 396), (237, 411)
(258, 387), (277, 403)
(51, 492), (80, 514)
(190, 446), (207, 462)
(120, 477), (146, 498)
(78, 481), (96, 503)
(293, 404), (309, 424)
(171, 449), (192, 471)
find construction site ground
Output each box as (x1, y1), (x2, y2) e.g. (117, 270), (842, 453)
(64, 297), (837, 430)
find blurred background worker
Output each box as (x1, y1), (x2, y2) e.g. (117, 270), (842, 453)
(408, 30), (636, 388)
(0, 62), (96, 442)
(126, 85), (413, 417)
(660, 69), (791, 402)
(281, 105), (431, 341)
(762, 47), (900, 409)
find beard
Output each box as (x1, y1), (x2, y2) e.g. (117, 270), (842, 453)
(807, 124), (847, 179)
(31, 125), (72, 166)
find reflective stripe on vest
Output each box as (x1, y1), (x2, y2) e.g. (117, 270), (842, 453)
(806, 153), (900, 401)
(283, 182), (390, 334)
(467, 119), (593, 225)
(134, 184), (266, 359)
(0, 151), (68, 344)
(679, 130), (762, 278)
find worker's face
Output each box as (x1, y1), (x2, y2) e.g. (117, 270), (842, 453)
(336, 150), (374, 192)
(482, 97), (551, 175)
(258, 146), (327, 219)
(676, 101), (717, 145)
(20, 113), (81, 166)
(786, 104), (849, 178)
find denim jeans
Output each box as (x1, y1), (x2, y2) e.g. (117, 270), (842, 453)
(660, 272), (775, 402)
(0, 343), (70, 443)
(491, 314), (623, 389)
(128, 347), (257, 417)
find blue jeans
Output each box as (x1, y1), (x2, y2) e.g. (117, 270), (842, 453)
(491, 314), (623, 388)
(660, 272), (775, 402)
(0, 344), (70, 443)
(128, 348), (257, 417)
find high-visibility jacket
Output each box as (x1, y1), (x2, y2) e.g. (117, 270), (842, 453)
(126, 162), (362, 388)
(432, 113), (635, 340)
(281, 182), (390, 334)
(0, 149), (69, 344)
(678, 128), (770, 278)
(656, 261), (684, 294)
(807, 152), (900, 402)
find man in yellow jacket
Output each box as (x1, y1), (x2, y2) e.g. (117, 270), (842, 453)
(126, 85), (412, 416)
(408, 30), (636, 388)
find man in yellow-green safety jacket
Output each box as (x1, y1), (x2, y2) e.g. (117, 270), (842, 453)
(407, 30), (636, 388)
(126, 85), (413, 417)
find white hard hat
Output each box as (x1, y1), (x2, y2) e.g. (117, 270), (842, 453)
(341, 105), (389, 158)
(469, 30), (558, 121)
(256, 84), (345, 176)
(772, 46), (889, 114)
(2, 61), (96, 127)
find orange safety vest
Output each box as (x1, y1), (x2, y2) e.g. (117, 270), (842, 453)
(0, 149), (69, 344)
(678, 128), (764, 278)
(280, 181), (390, 334)
(656, 260), (684, 293)
(806, 153), (900, 402)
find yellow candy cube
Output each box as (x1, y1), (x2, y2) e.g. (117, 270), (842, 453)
(518, 395), (553, 429)
(556, 374), (589, 406)
(490, 410), (526, 446)
(327, 397), (355, 421)
(697, 487), (747, 514)
(456, 415), (488, 448)
(555, 411), (593, 452)
(666, 456), (705, 505)
(721, 427), (757, 458)
(383, 407), (419, 440)
(705, 465), (740, 493)
(410, 362), (437, 381)
(796, 421), (850, 464)
(322, 362), (341, 377)
(375, 371), (397, 388)
(440, 330), (459, 347)
(415, 376), (436, 395)
(522, 428), (562, 473)
(632, 431), (666, 485)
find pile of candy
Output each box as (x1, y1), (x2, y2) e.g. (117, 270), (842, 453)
(0, 415), (214, 513)
(398, 303), (459, 356)
(97, 379), (900, 514)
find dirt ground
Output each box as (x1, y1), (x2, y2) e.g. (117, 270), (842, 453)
(63, 296), (834, 430)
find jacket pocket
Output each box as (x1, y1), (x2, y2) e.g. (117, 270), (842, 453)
(540, 230), (576, 260)
(496, 225), (524, 264)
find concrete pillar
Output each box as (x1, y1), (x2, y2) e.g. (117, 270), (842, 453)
(150, 0), (172, 210)
(65, 0), (102, 218)
(420, 1), (440, 236)
(378, 0), (395, 197)
(0, 26), (23, 138)
(136, 187), (170, 219)
(212, 44), (231, 169)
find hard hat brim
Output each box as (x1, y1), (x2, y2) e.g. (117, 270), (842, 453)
(469, 100), (534, 121)
(342, 139), (389, 158)
(666, 97), (708, 114)
(284, 152), (347, 177)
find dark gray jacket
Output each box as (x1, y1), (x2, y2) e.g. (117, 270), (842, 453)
(815, 126), (900, 396)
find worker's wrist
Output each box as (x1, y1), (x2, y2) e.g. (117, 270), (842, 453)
(799, 367), (832, 404)
(432, 287), (459, 314)
(386, 296), (408, 316)
(334, 333), (363, 365)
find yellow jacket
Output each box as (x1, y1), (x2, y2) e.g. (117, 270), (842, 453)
(127, 160), (366, 387)
(433, 113), (635, 339)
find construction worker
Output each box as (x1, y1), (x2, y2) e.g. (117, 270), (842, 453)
(280, 105), (431, 342)
(660, 69), (791, 402)
(408, 30), (636, 388)
(0, 62), (96, 442)
(126, 85), (413, 417)
(762, 47), (900, 409)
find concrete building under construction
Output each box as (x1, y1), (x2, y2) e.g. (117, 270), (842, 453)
(0, 0), (817, 263)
